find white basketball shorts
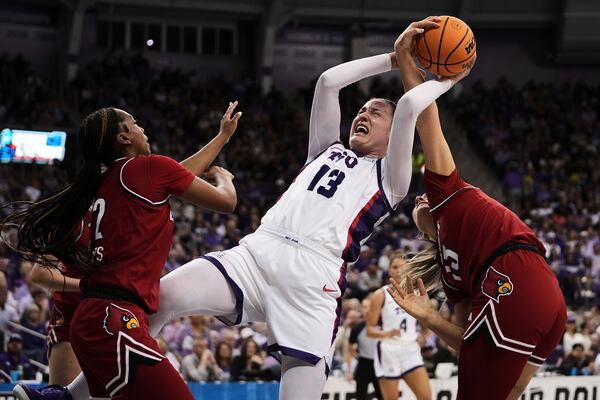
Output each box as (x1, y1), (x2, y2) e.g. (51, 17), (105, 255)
(202, 225), (347, 368)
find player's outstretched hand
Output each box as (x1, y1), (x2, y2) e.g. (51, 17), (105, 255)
(219, 101), (242, 141)
(387, 275), (434, 323)
(446, 52), (477, 85)
(394, 16), (441, 58)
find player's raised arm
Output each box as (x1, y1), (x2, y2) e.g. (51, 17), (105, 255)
(307, 53), (394, 163)
(394, 27), (474, 177)
(179, 101), (242, 176)
(381, 18), (457, 206)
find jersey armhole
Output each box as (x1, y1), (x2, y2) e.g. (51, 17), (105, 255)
(376, 160), (399, 215)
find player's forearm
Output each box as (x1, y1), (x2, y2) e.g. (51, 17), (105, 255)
(180, 133), (230, 176)
(319, 53), (392, 90)
(31, 264), (80, 292)
(397, 78), (453, 121)
(421, 311), (464, 352)
(397, 51), (456, 176)
(366, 325), (393, 340)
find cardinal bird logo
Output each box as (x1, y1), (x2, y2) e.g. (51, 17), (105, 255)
(103, 303), (140, 335)
(481, 267), (513, 303)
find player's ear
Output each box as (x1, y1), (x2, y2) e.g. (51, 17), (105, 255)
(115, 132), (132, 145)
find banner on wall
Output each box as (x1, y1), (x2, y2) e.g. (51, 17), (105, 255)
(322, 376), (600, 400)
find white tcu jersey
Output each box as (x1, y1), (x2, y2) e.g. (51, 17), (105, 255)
(381, 285), (419, 343)
(261, 143), (395, 262)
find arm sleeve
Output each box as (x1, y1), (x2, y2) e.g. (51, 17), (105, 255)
(423, 168), (470, 209)
(307, 54), (392, 163)
(381, 79), (454, 208)
(121, 155), (196, 202)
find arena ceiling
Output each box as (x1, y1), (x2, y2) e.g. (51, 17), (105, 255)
(14, 0), (600, 62)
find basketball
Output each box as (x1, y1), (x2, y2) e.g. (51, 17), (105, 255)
(416, 16), (476, 77)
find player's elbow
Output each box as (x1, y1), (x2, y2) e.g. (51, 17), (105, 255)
(216, 192), (237, 213)
(316, 71), (336, 89)
(365, 327), (377, 338)
(224, 191), (238, 213)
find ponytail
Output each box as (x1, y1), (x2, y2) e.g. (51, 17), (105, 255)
(398, 240), (442, 293)
(0, 108), (123, 271)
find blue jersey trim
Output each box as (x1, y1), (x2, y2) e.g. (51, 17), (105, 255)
(201, 255), (244, 326)
(376, 159), (399, 215)
(266, 343), (322, 365)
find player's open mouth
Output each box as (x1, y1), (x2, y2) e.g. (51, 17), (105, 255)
(354, 123), (369, 136)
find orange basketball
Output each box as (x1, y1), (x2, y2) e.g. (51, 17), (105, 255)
(416, 16), (476, 77)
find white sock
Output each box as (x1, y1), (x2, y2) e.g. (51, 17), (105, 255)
(66, 372), (90, 400)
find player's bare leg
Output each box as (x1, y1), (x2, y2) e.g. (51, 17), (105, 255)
(48, 342), (80, 385)
(378, 378), (400, 400)
(279, 356), (328, 400)
(506, 363), (538, 400)
(402, 367), (432, 400)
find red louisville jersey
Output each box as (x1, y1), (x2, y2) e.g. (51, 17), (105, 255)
(424, 168), (544, 305)
(81, 155), (195, 313)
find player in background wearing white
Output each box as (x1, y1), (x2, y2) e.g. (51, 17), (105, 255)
(367, 252), (431, 400)
(345, 296), (382, 400)
(46, 17), (459, 400)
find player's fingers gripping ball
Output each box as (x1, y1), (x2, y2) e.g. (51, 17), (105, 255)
(416, 15), (476, 77)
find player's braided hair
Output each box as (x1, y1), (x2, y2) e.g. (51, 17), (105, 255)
(0, 108), (126, 272)
(397, 240), (441, 293)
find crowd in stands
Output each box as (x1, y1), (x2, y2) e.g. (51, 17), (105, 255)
(0, 53), (599, 383)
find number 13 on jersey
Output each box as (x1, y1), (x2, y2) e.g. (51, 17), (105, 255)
(307, 165), (346, 198)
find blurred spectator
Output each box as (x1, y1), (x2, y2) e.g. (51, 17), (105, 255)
(214, 341), (233, 381)
(563, 313), (590, 353)
(559, 343), (593, 376)
(0, 272), (19, 344)
(230, 339), (265, 381)
(0, 333), (36, 381)
(19, 303), (47, 362)
(181, 337), (222, 382)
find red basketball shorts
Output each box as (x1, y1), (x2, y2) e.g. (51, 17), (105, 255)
(48, 301), (78, 345)
(70, 298), (193, 400)
(457, 250), (566, 400)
